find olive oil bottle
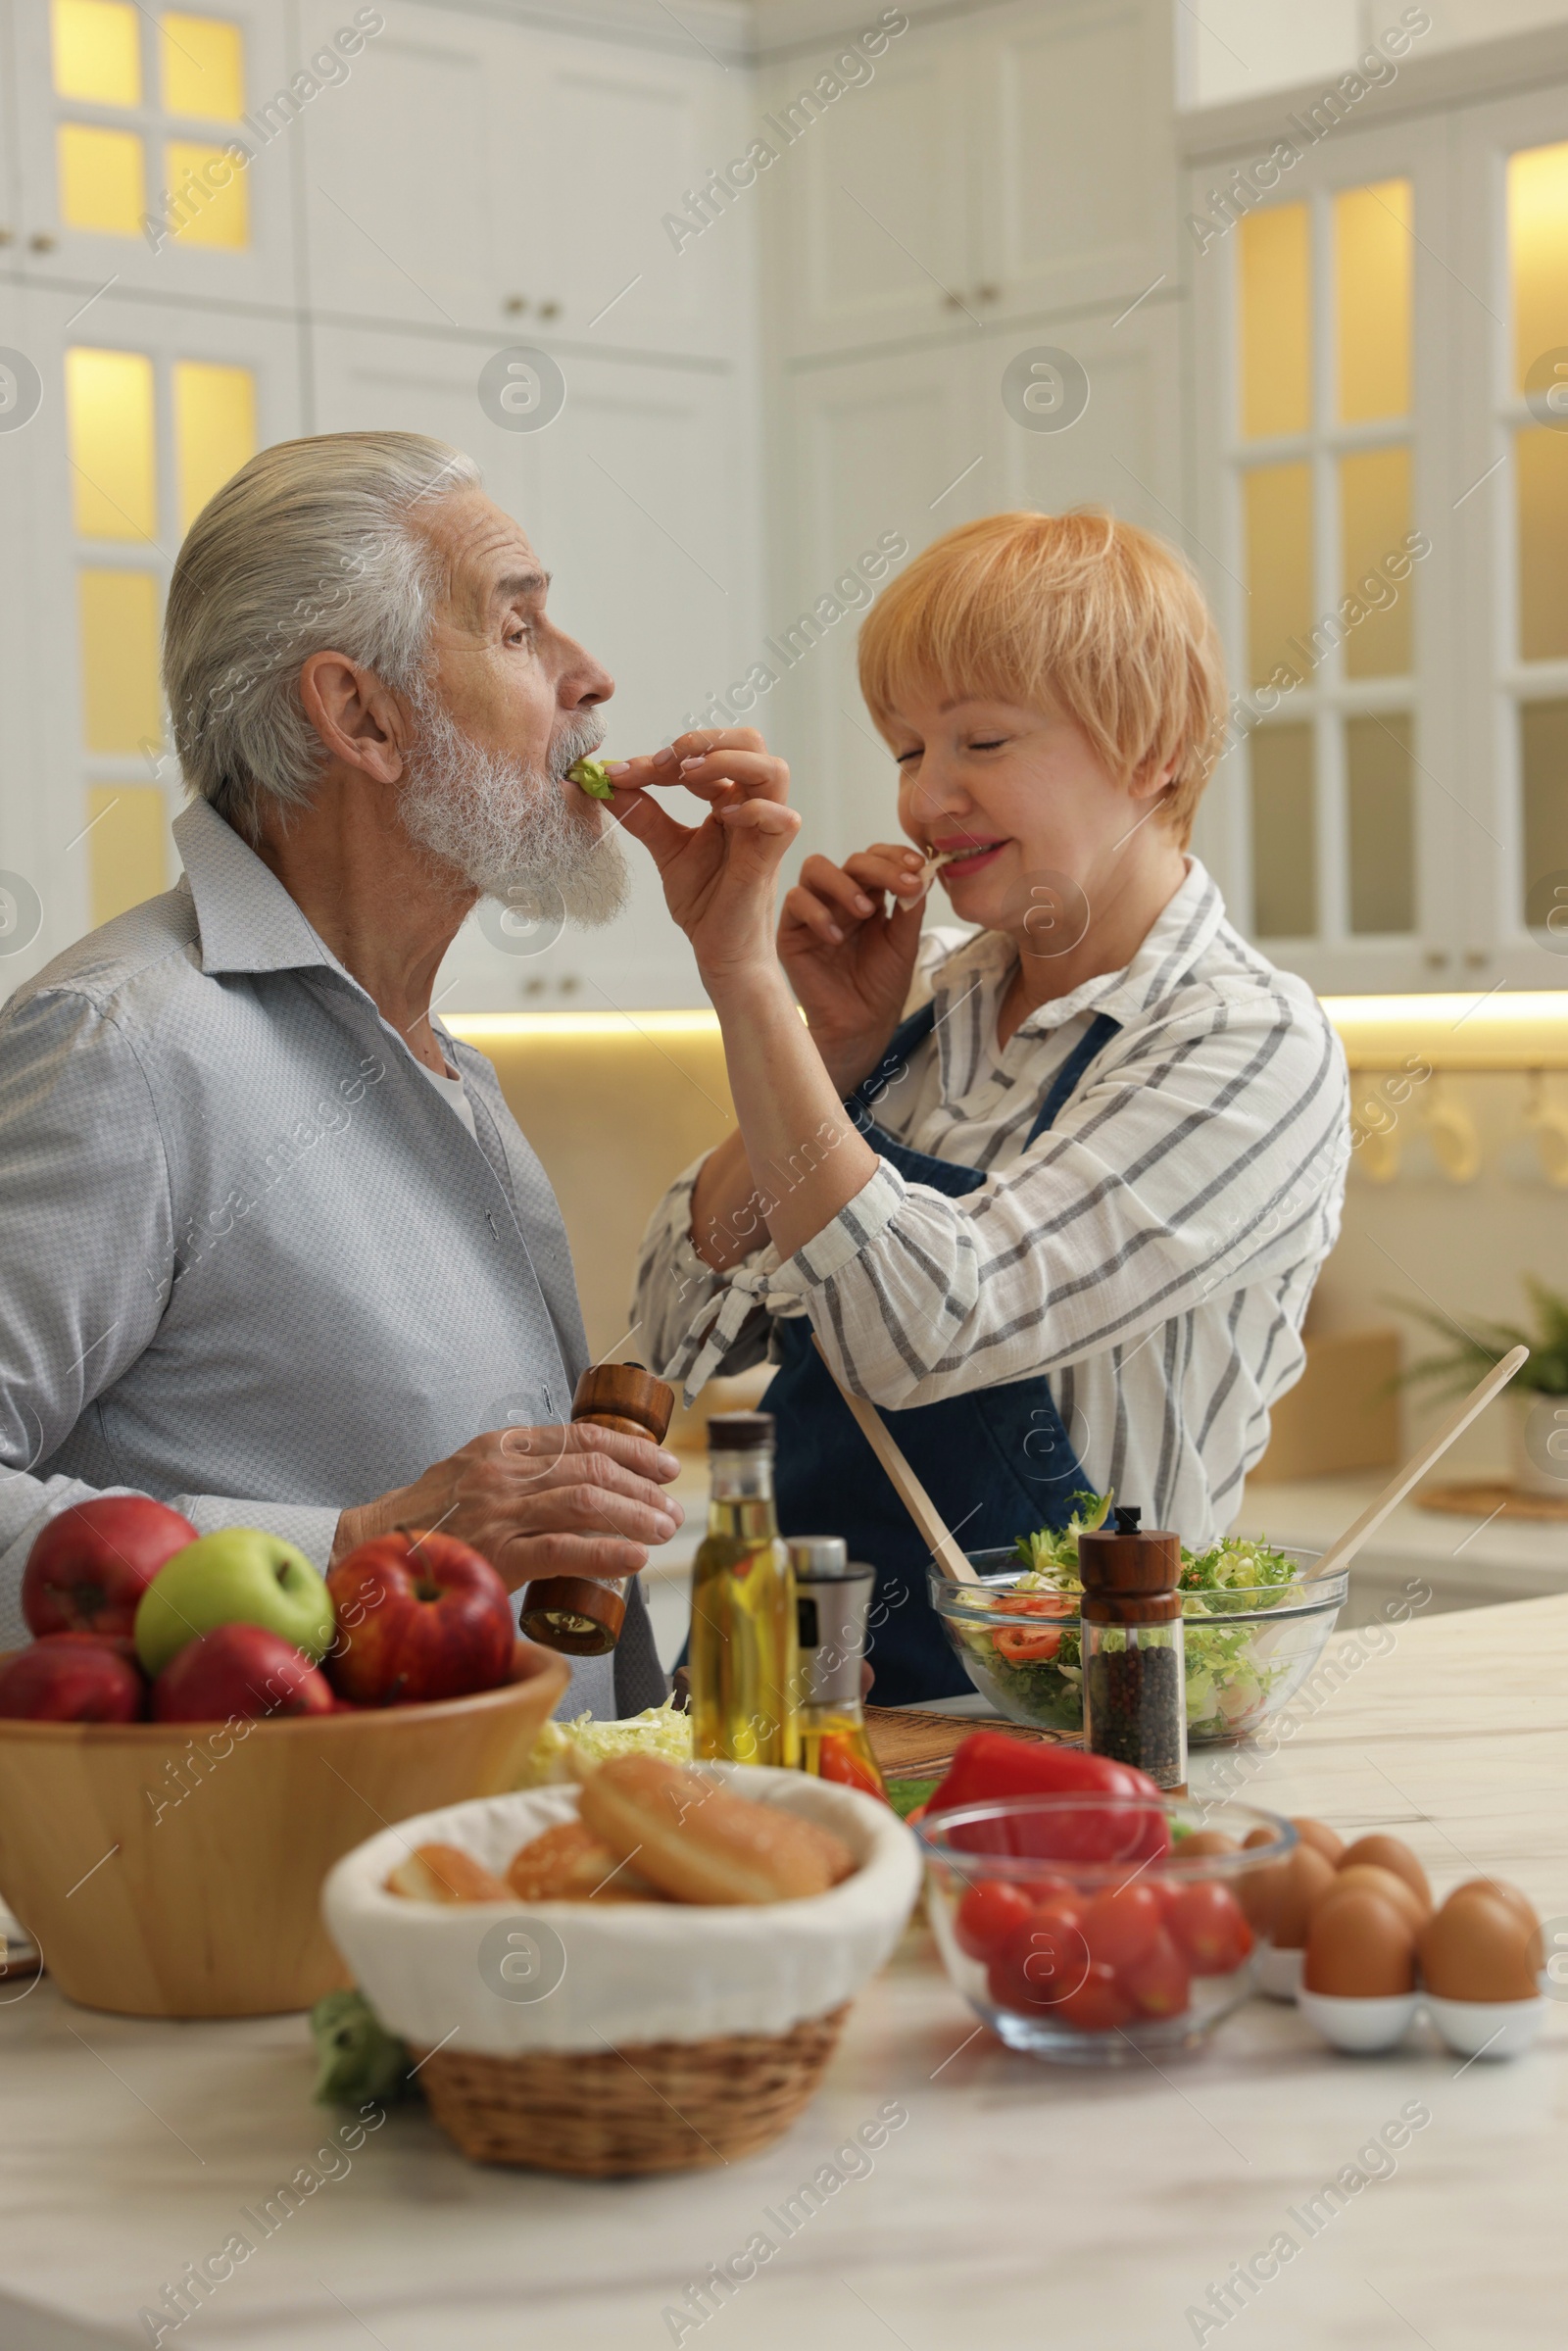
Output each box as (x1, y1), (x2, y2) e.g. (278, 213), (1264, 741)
(689, 1412), (799, 1767)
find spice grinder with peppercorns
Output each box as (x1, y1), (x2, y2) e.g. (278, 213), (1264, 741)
(1076, 1504), (1188, 1793)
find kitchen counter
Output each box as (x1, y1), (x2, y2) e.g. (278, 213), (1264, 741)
(4, 1595), (1567, 2351)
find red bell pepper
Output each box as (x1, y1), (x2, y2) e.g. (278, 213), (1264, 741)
(924, 1733), (1168, 1863)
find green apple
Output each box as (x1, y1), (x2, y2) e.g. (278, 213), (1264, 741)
(134, 1531), (335, 1678)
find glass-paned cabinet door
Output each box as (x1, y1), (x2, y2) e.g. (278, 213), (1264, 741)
(1190, 116), (1454, 991)
(11, 0), (301, 306)
(0, 297), (303, 981)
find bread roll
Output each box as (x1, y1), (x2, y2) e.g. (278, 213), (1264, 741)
(579, 1755), (857, 1905)
(385, 1842), (510, 1903)
(506, 1818), (664, 1903)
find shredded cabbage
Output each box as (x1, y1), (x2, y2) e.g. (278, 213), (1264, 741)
(523, 1695), (693, 1785)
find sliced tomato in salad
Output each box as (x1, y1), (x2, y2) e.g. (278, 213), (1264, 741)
(994, 1623), (1064, 1663)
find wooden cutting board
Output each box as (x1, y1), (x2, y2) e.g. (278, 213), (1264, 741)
(864, 1705), (1072, 1782)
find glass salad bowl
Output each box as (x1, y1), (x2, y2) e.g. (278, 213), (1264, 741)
(919, 1794), (1296, 2064)
(929, 1548), (1349, 1745)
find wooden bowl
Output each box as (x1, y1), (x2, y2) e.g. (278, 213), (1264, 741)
(0, 1642), (568, 2019)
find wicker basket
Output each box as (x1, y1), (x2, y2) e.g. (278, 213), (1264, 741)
(413, 2004), (848, 2176)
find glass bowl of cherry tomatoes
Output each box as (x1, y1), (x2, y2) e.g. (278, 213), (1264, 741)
(917, 1795), (1296, 2063)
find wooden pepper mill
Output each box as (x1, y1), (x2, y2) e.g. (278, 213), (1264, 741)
(516, 1361), (675, 1655)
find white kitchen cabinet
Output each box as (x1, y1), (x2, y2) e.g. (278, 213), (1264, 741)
(9, 0), (302, 311)
(760, 0), (1175, 362)
(299, 0), (751, 361)
(0, 286), (306, 982)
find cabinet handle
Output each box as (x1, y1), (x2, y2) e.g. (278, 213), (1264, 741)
(503, 294), (528, 317)
(1462, 949), (1490, 968)
(1423, 950), (1449, 969)
(942, 290), (965, 311)
(0, 228), (13, 247)
(27, 231), (57, 254)
(976, 283), (1001, 303)
(537, 299), (561, 320)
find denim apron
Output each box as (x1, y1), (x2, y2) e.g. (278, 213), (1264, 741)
(765, 1002), (1123, 1706)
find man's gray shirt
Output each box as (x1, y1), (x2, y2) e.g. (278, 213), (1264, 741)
(0, 799), (662, 1714)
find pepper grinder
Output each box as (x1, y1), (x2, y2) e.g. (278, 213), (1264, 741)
(1076, 1503), (1188, 1793)
(516, 1361), (674, 1656)
(790, 1539), (886, 1798)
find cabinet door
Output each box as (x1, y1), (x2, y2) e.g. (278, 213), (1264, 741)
(312, 323), (760, 1009)
(987, 298), (1184, 535)
(504, 24), (753, 363)
(760, 22), (975, 362)
(971, 0), (1178, 322)
(0, 289), (302, 980)
(11, 0), (299, 309)
(775, 343), (980, 857)
(300, 1), (512, 333)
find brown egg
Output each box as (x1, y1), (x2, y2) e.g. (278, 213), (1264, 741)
(1292, 1816), (1345, 1865)
(1179, 1831), (1240, 1858)
(1338, 1835), (1431, 1912)
(1325, 1863), (1428, 1935)
(1419, 1890), (1541, 2003)
(1304, 1890), (1417, 1997)
(1243, 1826), (1275, 1849)
(1446, 1879), (1542, 1966)
(1267, 1843), (1340, 1949)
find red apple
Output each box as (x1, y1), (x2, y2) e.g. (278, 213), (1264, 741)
(152, 1623), (336, 1724)
(23, 1496), (199, 1639)
(0, 1633), (146, 1722)
(325, 1530), (514, 1707)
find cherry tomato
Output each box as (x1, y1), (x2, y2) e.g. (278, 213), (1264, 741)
(1054, 1961), (1134, 2034)
(1119, 1929), (1192, 2018)
(815, 1736), (885, 1799)
(996, 1591), (1077, 1619)
(995, 1624), (1063, 1664)
(1166, 1881), (1254, 1976)
(1080, 1883), (1164, 1973)
(954, 1879), (1034, 1960)
(985, 1902), (1090, 2011)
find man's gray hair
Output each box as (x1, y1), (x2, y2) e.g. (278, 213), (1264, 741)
(163, 430), (480, 844)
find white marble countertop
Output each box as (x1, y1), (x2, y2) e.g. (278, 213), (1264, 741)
(5, 1594), (1567, 2351)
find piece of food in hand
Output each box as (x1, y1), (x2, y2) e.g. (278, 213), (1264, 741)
(134, 1529), (335, 1677)
(1303, 1888), (1417, 1997)
(1418, 1886), (1543, 2002)
(385, 1842), (512, 1903)
(151, 1622), (335, 1723)
(579, 1755), (857, 1905)
(0, 1633), (146, 1722)
(326, 1530), (514, 1707)
(568, 756), (615, 800)
(506, 1818), (665, 1903)
(23, 1496), (199, 1639)
(1336, 1833), (1430, 1913)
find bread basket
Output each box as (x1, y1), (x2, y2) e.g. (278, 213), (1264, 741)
(321, 1765), (920, 2175)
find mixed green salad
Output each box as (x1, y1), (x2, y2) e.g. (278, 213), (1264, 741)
(568, 756), (615, 800)
(955, 1492), (1309, 1742)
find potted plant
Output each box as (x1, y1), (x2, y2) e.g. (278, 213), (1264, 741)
(1397, 1279), (1568, 1498)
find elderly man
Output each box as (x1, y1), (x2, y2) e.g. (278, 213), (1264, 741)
(0, 430), (680, 1714)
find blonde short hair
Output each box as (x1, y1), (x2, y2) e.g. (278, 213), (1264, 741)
(857, 509), (1227, 847)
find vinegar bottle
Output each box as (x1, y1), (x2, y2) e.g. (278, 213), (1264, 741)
(689, 1412), (799, 1768)
(790, 1539), (886, 1800)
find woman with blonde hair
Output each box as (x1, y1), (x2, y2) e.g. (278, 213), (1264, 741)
(612, 510), (1348, 1704)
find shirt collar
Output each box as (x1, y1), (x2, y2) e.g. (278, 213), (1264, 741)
(172, 797), (342, 978)
(929, 857), (1226, 1039)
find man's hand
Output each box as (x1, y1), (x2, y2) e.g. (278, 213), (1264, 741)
(328, 1422), (684, 1592)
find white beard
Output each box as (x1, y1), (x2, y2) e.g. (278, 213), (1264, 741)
(400, 684), (629, 928)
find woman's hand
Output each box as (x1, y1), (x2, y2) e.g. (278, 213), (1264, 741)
(779, 843), (929, 1093)
(608, 730), (800, 986)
